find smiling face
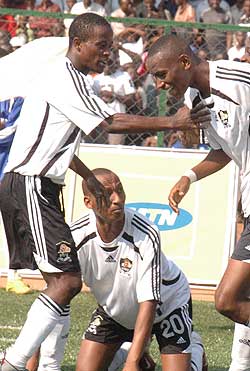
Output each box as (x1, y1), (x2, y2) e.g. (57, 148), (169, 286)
(72, 24), (113, 74)
(146, 51), (192, 102)
(84, 171), (126, 224)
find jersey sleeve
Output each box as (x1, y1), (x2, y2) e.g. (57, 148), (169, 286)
(136, 225), (161, 304)
(45, 62), (116, 136)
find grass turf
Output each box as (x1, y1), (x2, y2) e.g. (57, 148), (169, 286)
(0, 289), (234, 370)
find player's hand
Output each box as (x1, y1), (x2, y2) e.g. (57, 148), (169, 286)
(86, 176), (110, 210)
(168, 176), (191, 214)
(173, 104), (211, 130)
(190, 101), (211, 129)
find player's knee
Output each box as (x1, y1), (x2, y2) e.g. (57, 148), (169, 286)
(64, 274), (82, 297)
(215, 286), (236, 317)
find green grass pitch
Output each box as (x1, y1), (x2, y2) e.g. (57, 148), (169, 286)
(0, 289), (234, 370)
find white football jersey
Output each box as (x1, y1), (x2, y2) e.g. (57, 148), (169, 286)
(187, 60), (250, 217)
(71, 208), (190, 329)
(5, 57), (115, 184)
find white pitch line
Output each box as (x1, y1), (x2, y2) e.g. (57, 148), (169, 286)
(0, 325), (22, 330)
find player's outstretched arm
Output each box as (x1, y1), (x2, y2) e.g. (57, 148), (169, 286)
(101, 104), (211, 134)
(69, 155), (109, 209)
(122, 301), (157, 371)
(168, 149), (232, 213)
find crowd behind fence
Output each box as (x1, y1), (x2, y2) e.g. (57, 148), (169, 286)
(0, 2), (250, 148)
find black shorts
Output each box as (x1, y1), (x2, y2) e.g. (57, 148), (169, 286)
(232, 216), (250, 262)
(0, 172), (80, 272)
(84, 299), (192, 354)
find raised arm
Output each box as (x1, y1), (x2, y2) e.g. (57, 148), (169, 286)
(168, 149), (232, 213)
(122, 300), (157, 371)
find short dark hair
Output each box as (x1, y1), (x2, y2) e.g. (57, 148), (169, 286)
(68, 12), (111, 47)
(148, 34), (191, 59)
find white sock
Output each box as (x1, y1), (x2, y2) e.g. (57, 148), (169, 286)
(191, 331), (204, 371)
(5, 294), (64, 369)
(7, 270), (16, 281)
(229, 323), (250, 371)
(38, 306), (71, 371)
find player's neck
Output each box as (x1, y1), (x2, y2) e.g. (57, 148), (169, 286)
(66, 52), (90, 75)
(96, 217), (125, 243)
(190, 60), (210, 99)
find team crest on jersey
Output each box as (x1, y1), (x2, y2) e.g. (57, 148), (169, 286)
(120, 258), (132, 272)
(56, 241), (72, 263)
(218, 110), (230, 127)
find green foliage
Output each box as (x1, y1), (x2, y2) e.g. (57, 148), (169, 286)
(0, 290), (234, 370)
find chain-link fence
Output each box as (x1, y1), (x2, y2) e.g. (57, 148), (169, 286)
(0, 7), (250, 147)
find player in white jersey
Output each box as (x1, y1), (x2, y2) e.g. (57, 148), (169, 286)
(0, 14), (211, 371)
(145, 34), (250, 328)
(70, 167), (207, 371)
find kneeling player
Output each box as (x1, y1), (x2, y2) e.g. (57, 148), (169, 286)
(71, 167), (207, 371)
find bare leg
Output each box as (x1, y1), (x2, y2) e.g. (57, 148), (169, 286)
(161, 353), (191, 371)
(76, 339), (121, 371)
(215, 258), (250, 324)
(42, 271), (82, 306)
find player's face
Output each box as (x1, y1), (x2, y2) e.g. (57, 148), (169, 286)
(85, 173), (126, 223)
(146, 52), (192, 102)
(78, 25), (113, 74)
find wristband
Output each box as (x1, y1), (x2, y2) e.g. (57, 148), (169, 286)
(183, 169), (197, 183)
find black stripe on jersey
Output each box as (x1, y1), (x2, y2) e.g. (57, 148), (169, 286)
(122, 231), (134, 243)
(76, 231), (97, 250)
(132, 216), (160, 301)
(70, 215), (90, 231)
(122, 231), (143, 260)
(40, 126), (80, 176)
(216, 74), (250, 88)
(11, 103), (50, 172)
(79, 73), (111, 118)
(66, 62), (103, 118)
(162, 272), (181, 286)
(133, 214), (160, 244)
(66, 62), (108, 120)
(211, 87), (239, 105)
(217, 65), (250, 79)
(38, 293), (64, 315)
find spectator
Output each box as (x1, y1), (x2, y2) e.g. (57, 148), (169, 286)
(0, 30), (13, 53)
(136, 0), (167, 19)
(174, 0), (196, 22)
(28, 0), (63, 38)
(240, 34), (250, 61)
(231, 0), (244, 23)
(199, 0), (232, 60)
(70, 0), (108, 16)
(239, 0), (250, 30)
(227, 31), (246, 60)
(110, 0), (135, 37)
(0, 0), (17, 38)
(63, 0), (76, 36)
(196, 0), (230, 21)
(174, 0), (196, 42)
(93, 48), (136, 144)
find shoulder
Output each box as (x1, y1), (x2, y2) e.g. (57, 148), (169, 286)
(126, 209), (160, 242)
(70, 213), (92, 235)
